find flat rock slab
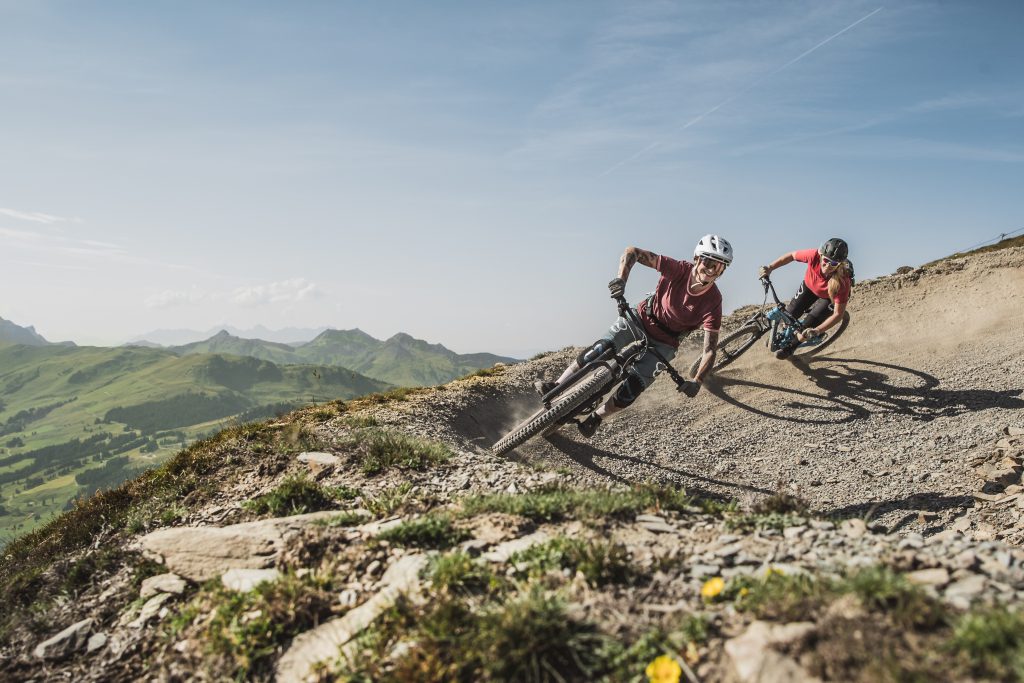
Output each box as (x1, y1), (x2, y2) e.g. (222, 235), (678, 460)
(138, 511), (338, 581)
(276, 554), (427, 683)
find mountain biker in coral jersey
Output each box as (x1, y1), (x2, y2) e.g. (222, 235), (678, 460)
(537, 234), (733, 438)
(758, 237), (853, 360)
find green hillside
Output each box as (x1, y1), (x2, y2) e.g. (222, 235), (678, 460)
(170, 328), (518, 387)
(0, 343), (390, 543)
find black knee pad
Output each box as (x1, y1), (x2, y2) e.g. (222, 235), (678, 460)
(612, 372), (646, 408)
(577, 339), (616, 367)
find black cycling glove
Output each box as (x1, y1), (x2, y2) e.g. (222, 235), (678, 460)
(608, 277), (626, 299)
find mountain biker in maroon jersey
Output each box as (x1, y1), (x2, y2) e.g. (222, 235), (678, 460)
(536, 234), (733, 438)
(758, 237), (853, 360)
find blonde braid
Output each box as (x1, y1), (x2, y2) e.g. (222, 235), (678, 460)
(827, 262), (850, 301)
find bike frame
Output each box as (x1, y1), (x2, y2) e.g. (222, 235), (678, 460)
(747, 277), (826, 353)
(539, 296), (690, 415)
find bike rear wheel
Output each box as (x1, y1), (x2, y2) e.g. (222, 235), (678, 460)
(688, 323), (762, 378)
(794, 311), (851, 358)
(492, 365), (614, 456)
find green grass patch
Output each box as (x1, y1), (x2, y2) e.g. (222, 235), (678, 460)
(376, 513), (470, 549)
(509, 536), (639, 587)
(352, 386), (427, 407)
(427, 551), (504, 595)
(314, 510), (370, 528)
(243, 474), (341, 517)
(339, 586), (609, 682)
(346, 429), (451, 476)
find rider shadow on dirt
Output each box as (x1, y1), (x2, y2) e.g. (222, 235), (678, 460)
(824, 491), (975, 533)
(706, 355), (1024, 424)
(542, 432), (773, 503)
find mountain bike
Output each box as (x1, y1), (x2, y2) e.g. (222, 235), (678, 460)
(492, 296), (693, 456)
(687, 276), (850, 377)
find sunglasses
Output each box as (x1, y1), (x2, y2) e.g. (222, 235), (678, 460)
(821, 256), (842, 267)
(699, 257), (727, 272)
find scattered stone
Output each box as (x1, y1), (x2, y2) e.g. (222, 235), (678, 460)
(840, 519), (867, 539)
(276, 554), (428, 683)
(140, 573), (187, 598)
(906, 568), (950, 587)
(221, 568), (282, 592)
(34, 618), (94, 660)
(128, 593), (173, 629)
(725, 620), (821, 683)
(86, 632), (107, 654)
(297, 451), (340, 476)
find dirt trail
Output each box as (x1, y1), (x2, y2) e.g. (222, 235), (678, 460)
(417, 247), (1024, 532)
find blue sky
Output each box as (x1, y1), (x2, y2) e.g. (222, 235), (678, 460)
(1, 1), (1021, 357)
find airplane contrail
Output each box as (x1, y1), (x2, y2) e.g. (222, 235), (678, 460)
(598, 6), (884, 177)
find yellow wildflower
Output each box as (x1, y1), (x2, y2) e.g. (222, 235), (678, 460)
(701, 576), (725, 599)
(646, 654), (682, 683)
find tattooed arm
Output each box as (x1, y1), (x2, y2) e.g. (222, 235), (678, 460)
(692, 329), (720, 383)
(617, 247), (659, 283)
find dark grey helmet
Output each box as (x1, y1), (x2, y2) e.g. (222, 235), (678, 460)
(819, 238), (849, 262)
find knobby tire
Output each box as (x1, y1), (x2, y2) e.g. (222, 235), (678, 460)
(794, 311), (851, 358)
(688, 323), (762, 378)
(492, 365), (614, 456)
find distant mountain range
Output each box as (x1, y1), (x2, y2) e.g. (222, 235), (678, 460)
(168, 328), (518, 387)
(0, 317), (75, 347)
(128, 325), (329, 347)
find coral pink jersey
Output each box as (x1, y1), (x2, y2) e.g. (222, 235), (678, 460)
(793, 248), (851, 304)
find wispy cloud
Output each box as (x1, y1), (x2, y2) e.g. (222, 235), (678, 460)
(145, 288), (208, 309)
(0, 207), (78, 224)
(230, 278), (320, 306)
(598, 6), (885, 176)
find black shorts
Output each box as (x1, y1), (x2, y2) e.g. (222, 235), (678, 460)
(785, 282), (833, 329)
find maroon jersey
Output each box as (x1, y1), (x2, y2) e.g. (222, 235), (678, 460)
(636, 256), (722, 347)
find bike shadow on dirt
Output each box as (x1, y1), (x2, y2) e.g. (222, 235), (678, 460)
(823, 491), (975, 533)
(705, 355), (1024, 424)
(541, 432), (774, 502)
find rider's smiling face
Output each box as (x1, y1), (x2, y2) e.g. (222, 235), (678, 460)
(696, 257), (726, 280)
(820, 257), (840, 276)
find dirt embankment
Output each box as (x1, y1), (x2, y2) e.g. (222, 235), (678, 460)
(385, 246), (1024, 535)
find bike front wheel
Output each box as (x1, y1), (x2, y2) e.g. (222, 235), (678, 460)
(492, 365), (614, 456)
(688, 323), (763, 378)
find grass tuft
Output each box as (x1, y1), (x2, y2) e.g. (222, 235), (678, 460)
(509, 536), (639, 587)
(243, 474), (340, 517)
(345, 429), (451, 476)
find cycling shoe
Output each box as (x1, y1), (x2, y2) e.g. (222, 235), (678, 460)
(577, 413), (602, 438)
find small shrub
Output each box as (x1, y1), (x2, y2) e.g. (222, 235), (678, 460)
(243, 474), (339, 517)
(948, 606), (1024, 680)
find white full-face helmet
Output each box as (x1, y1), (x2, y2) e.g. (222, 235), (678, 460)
(694, 234), (734, 266)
